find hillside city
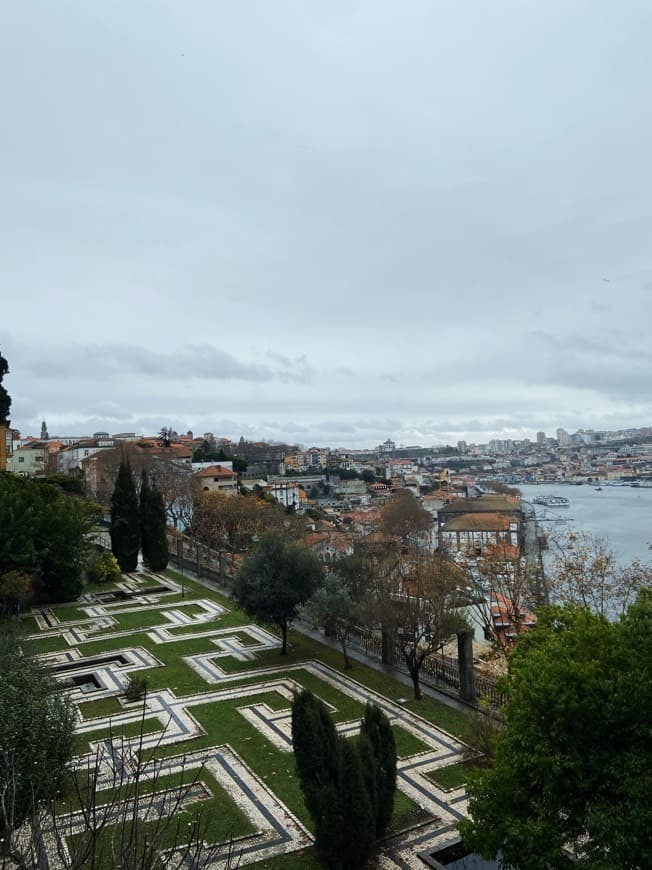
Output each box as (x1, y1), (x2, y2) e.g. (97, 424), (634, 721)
(5, 419), (652, 660)
(2, 359), (651, 870)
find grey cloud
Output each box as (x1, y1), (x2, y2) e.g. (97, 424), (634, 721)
(4, 3), (652, 444)
(19, 342), (315, 384)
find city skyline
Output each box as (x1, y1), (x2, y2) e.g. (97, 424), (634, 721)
(3, 2), (652, 447)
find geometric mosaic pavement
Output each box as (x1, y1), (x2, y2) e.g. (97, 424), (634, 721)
(25, 571), (476, 868)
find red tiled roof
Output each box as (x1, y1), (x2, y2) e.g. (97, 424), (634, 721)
(194, 464), (238, 479)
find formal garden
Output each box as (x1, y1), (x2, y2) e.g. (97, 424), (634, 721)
(19, 566), (480, 869)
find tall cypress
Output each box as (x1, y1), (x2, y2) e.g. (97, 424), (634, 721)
(139, 470), (150, 565)
(292, 691), (395, 869)
(337, 736), (375, 869)
(361, 703), (397, 836)
(110, 460), (139, 572)
(140, 474), (168, 573)
(292, 690), (339, 815)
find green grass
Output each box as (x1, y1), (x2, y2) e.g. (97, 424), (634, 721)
(253, 629), (476, 744)
(62, 769), (253, 869)
(52, 603), (88, 622)
(392, 726), (430, 758)
(19, 614), (40, 633)
(113, 609), (170, 631)
(41, 567), (477, 865)
(426, 762), (471, 790)
(22, 634), (68, 655)
(78, 696), (124, 719)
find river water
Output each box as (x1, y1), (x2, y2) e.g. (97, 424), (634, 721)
(518, 483), (652, 565)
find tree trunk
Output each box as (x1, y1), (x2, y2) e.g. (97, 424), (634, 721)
(381, 628), (391, 664)
(408, 664), (422, 700)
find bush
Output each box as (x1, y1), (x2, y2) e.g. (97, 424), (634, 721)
(291, 690), (397, 869)
(0, 628), (75, 849)
(88, 551), (122, 585)
(124, 675), (148, 702)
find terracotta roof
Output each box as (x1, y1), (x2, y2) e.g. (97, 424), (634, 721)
(193, 464), (238, 479)
(441, 495), (521, 516)
(443, 512), (514, 532)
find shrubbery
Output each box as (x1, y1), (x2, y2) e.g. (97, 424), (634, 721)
(291, 690), (397, 869)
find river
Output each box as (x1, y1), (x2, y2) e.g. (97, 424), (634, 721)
(518, 483), (652, 566)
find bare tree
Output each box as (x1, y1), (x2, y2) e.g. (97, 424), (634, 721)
(547, 529), (652, 617)
(380, 490), (433, 554)
(365, 553), (468, 699)
(9, 703), (240, 870)
(190, 491), (302, 580)
(455, 542), (538, 660)
(149, 456), (193, 530)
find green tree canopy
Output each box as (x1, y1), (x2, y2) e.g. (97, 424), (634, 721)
(460, 593), (652, 869)
(140, 472), (169, 572)
(361, 702), (397, 836)
(110, 460), (139, 572)
(291, 690), (396, 869)
(0, 627), (75, 854)
(0, 474), (99, 602)
(233, 531), (322, 653)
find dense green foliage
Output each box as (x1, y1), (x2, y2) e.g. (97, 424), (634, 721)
(460, 593), (652, 869)
(0, 473), (99, 602)
(233, 531), (322, 653)
(0, 347), (10, 423)
(110, 460), (140, 572)
(361, 702), (397, 835)
(87, 550), (122, 585)
(0, 570), (32, 617)
(0, 628), (75, 849)
(41, 472), (84, 494)
(291, 690), (397, 869)
(140, 472), (169, 572)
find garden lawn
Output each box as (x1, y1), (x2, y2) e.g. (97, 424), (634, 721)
(26, 567), (478, 868)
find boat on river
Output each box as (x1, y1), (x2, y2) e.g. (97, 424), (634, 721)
(533, 495), (570, 507)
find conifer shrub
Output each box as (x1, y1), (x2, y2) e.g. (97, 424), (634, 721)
(291, 690), (397, 869)
(110, 461), (139, 572)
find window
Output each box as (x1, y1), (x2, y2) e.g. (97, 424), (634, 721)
(18, 456), (24, 463)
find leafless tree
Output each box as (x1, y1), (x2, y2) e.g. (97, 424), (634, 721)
(364, 553), (468, 699)
(149, 456), (193, 531)
(380, 490), (433, 554)
(7, 703), (240, 870)
(547, 529), (652, 617)
(455, 542), (538, 661)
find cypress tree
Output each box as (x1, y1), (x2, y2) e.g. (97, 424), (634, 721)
(292, 691), (393, 869)
(139, 470), (150, 565)
(337, 736), (375, 869)
(361, 703), (397, 835)
(141, 478), (169, 572)
(110, 460), (139, 572)
(292, 690), (339, 817)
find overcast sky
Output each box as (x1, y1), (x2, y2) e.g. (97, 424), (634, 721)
(2, 1), (652, 448)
